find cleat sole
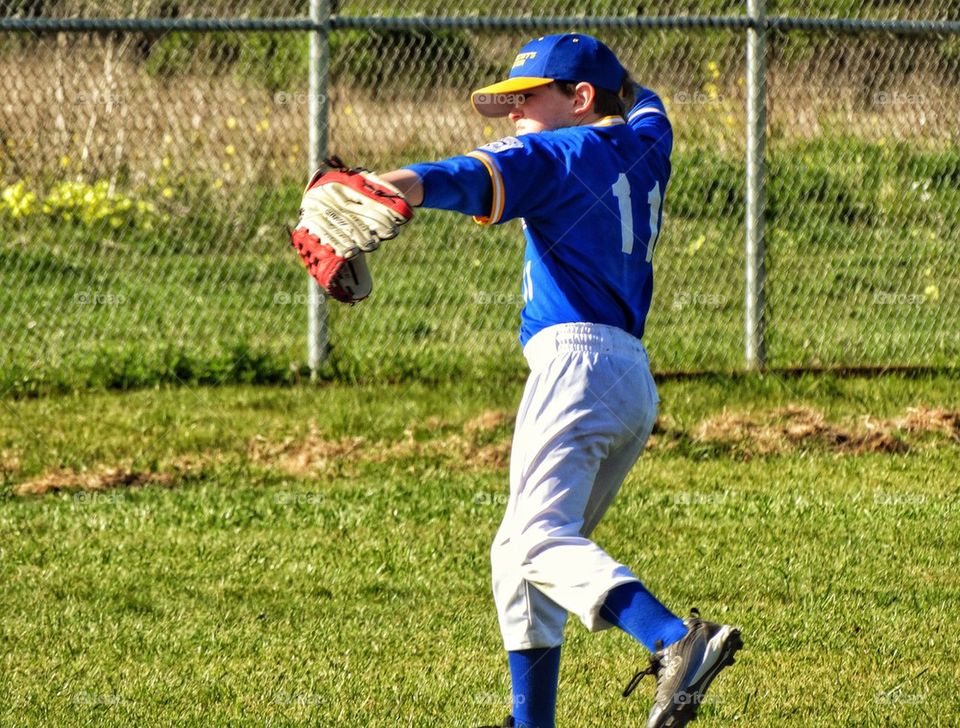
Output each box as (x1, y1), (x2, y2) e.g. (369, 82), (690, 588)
(688, 628), (742, 706)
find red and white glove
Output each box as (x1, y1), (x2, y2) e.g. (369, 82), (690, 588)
(290, 157), (413, 304)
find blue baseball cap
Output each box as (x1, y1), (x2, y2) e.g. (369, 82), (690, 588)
(471, 33), (627, 117)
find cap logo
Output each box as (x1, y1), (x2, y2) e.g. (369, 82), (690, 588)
(512, 51), (537, 68)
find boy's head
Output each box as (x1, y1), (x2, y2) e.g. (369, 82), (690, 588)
(472, 34), (634, 134)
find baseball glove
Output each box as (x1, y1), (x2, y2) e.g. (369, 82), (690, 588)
(289, 156), (414, 304)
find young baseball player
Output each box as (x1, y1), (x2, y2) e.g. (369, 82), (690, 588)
(290, 32), (742, 728)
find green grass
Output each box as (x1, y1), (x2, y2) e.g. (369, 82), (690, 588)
(1, 373), (958, 726)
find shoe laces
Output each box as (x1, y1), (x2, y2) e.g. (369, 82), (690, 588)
(622, 640), (663, 698)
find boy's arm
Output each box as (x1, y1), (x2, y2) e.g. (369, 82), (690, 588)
(384, 136), (563, 225)
(383, 156), (494, 220)
(380, 169), (425, 207)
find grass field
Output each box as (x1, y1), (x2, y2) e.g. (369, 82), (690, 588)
(2, 372), (958, 726)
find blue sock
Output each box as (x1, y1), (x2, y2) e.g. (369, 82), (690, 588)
(600, 581), (687, 652)
(508, 646), (561, 728)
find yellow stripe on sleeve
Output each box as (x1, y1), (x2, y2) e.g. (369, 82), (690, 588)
(466, 150), (506, 225)
(593, 116), (626, 127)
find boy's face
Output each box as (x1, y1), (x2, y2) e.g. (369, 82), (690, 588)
(508, 82), (594, 135)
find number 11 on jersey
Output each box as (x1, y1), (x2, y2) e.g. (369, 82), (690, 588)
(611, 174), (663, 263)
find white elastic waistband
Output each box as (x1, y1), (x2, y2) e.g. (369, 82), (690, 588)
(522, 323), (648, 370)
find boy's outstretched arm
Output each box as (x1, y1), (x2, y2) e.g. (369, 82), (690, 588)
(380, 169), (424, 207)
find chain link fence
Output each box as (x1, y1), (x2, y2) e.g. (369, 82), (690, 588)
(1, 2), (958, 394)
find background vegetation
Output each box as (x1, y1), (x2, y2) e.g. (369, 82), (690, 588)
(1, 10), (958, 396)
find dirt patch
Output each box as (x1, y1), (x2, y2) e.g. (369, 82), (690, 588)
(842, 430), (909, 455)
(894, 406), (960, 441)
(695, 406), (853, 456)
(693, 405), (960, 457)
(11, 456), (208, 497)
(13, 466), (174, 496)
(248, 429), (369, 478)
(248, 417), (516, 478)
(464, 410), (516, 435)
(473, 441), (513, 470)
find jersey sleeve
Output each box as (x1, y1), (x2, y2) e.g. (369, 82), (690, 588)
(628, 86), (673, 150)
(403, 156), (493, 217)
(462, 135), (566, 225)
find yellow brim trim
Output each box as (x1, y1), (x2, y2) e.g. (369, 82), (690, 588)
(470, 77), (555, 117)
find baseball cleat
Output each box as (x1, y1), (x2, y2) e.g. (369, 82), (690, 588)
(623, 609), (742, 728)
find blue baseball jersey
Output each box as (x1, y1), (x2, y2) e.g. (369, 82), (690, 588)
(406, 88), (672, 347)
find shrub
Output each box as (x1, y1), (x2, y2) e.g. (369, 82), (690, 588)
(42, 180), (158, 231)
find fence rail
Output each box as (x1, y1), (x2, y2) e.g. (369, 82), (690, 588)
(4, 15), (960, 32)
(1, 2), (958, 394)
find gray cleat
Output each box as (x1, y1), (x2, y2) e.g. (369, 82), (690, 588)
(624, 609), (743, 728)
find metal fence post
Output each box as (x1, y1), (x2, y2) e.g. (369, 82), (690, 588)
(308, 0), (331, 376)
(745, 0), (768, 369)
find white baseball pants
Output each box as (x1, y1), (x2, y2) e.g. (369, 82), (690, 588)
(491, 322), (659, 651)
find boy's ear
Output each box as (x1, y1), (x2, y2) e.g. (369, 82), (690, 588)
(574, 82), (597, 114)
